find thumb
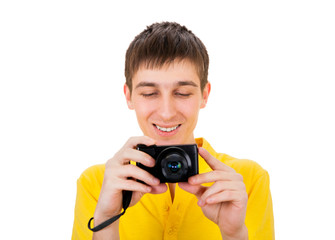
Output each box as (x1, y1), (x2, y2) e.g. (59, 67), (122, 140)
(178, 182), (205, 199)
(129, 191), (145, 207)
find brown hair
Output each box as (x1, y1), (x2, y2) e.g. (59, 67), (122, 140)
(125, 22), (209, 92)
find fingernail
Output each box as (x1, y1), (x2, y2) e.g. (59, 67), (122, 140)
(152, 178), (160, 185)
(148, 158), (155, 166)
(198, 199), (204, 206)
(189, 177), (196, 184)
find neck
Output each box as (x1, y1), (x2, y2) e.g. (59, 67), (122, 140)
(168, 183), (176, 202)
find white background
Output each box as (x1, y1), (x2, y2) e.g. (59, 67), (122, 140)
(1, 0), (334, 239)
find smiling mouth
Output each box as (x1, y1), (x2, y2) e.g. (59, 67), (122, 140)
(154, 124), (181, 133)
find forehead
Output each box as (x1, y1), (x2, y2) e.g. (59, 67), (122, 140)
(132, 59), (200, 88)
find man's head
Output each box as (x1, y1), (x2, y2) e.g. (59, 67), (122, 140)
(125, 22), (209, 94)
(124, 22), (211, 145)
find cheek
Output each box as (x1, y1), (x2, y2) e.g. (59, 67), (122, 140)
(177, 100), (201, 118)
(133, 100), (155, 119)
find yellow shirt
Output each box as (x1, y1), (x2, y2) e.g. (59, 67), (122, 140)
(72, 138), (274, 239)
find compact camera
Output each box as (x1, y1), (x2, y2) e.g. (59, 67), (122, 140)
(136, 144), (198, 183)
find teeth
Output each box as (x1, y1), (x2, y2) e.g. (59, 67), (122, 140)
(155, 125), (180, 132)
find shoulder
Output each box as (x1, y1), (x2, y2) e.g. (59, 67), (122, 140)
(217, 153), (267, 180)
(200, 138), (268, 177)
(216, 153), (271, 195)
(77, 164), (105, 190)
(199, 138), (270, 191)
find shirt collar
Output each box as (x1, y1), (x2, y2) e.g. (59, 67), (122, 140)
(195, 137), (217, 157)
(195, 137), (217, 173)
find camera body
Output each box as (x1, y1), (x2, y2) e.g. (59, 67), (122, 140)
(136, 144), (198, 183)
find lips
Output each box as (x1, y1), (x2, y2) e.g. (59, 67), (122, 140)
(153, 124), (181, 133)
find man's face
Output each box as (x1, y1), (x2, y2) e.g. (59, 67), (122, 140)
(124, 60), (210, 145)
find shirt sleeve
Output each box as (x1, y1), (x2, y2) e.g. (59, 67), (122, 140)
(245, 171), (275, 240)
(72, 166), (103, 240)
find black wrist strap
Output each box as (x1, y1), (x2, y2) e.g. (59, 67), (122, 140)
(88, 190), (133, 232)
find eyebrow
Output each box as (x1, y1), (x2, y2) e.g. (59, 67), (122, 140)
(135, 80), (198, 89)
(135, 82), (158, 89)
(177, 81), (198, 87)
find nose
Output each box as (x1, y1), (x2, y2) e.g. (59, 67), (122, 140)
(157, 95), (177, 121)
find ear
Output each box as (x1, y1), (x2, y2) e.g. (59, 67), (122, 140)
(200, 82), (211, 109)
(124, 83), (134, 110)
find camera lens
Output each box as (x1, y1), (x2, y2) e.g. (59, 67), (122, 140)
(167, 161), (182, 173)
(159, 148), (190, 182)
(163, 153), (184, 175)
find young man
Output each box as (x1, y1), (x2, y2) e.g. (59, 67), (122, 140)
(72, 22), (274, 240)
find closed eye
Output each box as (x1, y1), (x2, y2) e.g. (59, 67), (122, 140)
(141, 92), (158, 97)
(175, 92), (192, 97)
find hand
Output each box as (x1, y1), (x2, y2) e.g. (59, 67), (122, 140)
(179, 147), (248, 239)
(94, 136), (168, 225)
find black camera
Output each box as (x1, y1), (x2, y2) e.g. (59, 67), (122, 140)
(136, 144), (198, 183)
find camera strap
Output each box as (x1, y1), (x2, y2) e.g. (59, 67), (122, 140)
(88, 190), (133, 232)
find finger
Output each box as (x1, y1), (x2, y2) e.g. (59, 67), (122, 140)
(128, 184), (167, 207)
(107, 136), (156, 167)
(117, 148), (156, 166)
(188, 171), (243, 185)
(199, 181), (246, 203)
(118, 164), (160, 186)
(124, 136), (156, 149)
(199, 147), (235, 172)
(205, 190), (248, 205)
(178, 182), (207, 199)
(150, 183), (168, 194)
(179, 182), (214, 207)
(115, 178), (153, 193)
